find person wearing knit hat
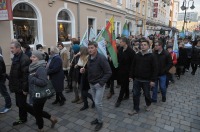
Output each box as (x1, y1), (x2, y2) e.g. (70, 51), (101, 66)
(31, 50), (44, 60)
(29, 50), (58, 131)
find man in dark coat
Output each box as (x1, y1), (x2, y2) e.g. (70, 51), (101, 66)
(129, 39), (157, 115)
(191, 40), (200, 75)
(9, 41), (32, 125)
(47, 47), (66, 106)
(0, 48), (12, 113)
(115, 37), (135, 107)
(152, 40), (173, 103)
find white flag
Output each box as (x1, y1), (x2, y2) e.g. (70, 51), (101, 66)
(80, 30), (89, 47)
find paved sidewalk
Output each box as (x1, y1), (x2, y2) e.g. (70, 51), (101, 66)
(0, 69), (200, 132)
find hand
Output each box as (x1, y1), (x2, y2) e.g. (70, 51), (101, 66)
(150, 81), (155, 88)
(80, 68), (85, 73)
(74, 64), (78, 68)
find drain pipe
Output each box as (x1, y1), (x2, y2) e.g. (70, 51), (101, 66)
(77, 0), (80, 40)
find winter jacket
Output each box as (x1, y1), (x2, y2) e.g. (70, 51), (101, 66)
(59, 47), (69, 70)
(9, 52), (31, 93)
(0, 55), (6, 81)
(191, 46), (200, 65)
(117, 46), (135, 77)
(47, 54), (64, 92)
(130, 51), (158, 82)
(87, 53), (112, 86)
(154, 50), (173, 76)
(177, 47), (187, 66)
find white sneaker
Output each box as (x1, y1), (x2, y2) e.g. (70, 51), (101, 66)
(145, 105), (151, 112)
(0, 107), (11, 114)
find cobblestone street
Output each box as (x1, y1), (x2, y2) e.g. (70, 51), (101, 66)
(0, 69), (200, 132)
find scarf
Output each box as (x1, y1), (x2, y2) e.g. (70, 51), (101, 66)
(29, 60), (46, 73)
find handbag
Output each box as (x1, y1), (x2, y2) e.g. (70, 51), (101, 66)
(169, 66), (176, 74)
(32, 79), (55, 99)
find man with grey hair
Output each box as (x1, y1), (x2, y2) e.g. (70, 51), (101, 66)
(9, 41), (32, 126)
(0, 46), (12, 114)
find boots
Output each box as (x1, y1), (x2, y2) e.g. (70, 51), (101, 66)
(50, 116), (58, 128)
(76, 97), (83, 104)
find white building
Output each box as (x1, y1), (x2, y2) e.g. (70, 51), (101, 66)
(172, 0), (179, 27)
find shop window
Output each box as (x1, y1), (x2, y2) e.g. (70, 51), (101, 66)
(13, 3), (38, 45)
(57, 10), (72, 42)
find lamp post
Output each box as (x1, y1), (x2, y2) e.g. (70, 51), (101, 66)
(180, 0), (195, 32)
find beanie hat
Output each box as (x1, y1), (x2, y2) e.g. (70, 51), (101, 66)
(36, 44), (43, 50)
(32, 50), (44, 60)
(72, 44), (80, 54)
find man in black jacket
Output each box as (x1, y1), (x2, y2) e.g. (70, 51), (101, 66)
(115, 37), (135, 107)
(9, 41), (32, 126)
(128, 40), (157, 115)
(0, 48), (12, 114)
(152, 40), (172, 103)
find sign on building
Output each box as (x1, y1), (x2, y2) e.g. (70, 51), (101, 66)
(0, 0), (12, 21)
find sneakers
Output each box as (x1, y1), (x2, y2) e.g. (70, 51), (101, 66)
(0, 107), (11, 114)
(145, 105), (151, 111)
(13, 120), (27, 126)
(128, 110), (138, 116)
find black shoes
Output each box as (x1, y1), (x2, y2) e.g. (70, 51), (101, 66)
(115, 101), (121, 107)
(95, 122), (103, 131)
(91, 119), (103, 131)
(13, 120), (27, 126)
(123, 96), (129, 100)
(52, 100), (59, 104)
(80, 106), (89, 111)
(162, 96), (166, 102)
(91, 119), (98, 125)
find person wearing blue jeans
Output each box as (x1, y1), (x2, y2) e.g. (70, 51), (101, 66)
(152, 75), (167, 102)
(152, 40), (172, 102)
(0, 51), (12, 114)
(80, 41), (111, 131)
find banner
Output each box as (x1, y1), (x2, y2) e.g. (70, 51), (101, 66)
(0, 0), (13, 21)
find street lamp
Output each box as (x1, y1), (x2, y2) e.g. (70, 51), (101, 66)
(181, 0), (195, 32)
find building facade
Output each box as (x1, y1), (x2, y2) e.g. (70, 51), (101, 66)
(178, 12), (198, 22)
(0, 0), (171, 67)
(172, 0), (179, 27)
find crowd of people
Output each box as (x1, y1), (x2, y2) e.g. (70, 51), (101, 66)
(0, 33), (200, 131)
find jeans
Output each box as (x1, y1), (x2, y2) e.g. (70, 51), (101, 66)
(152, 75), (167, 101)
(0, 80), (12, 108)
(132, 80), (151, 112)
(90, 83), (105, 123)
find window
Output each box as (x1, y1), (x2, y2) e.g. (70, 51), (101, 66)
(13, 3), (38, 45)
(88, 18), (96, 40)
(57, 10), (72, 42)
(117, 0), (122, 4)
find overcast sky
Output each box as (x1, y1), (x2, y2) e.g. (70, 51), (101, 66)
(179, 0), (200, 14)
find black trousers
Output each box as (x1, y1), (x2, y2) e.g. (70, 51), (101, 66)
(185, 58), (191, 70)
(117, 76), (129, 102)
(55, 92), (66, 102)
(15, 93), (34, 121)
(176, 65), (184, 77)
(132, 80), (151, 112)
(33, 98), (51, 129)
(82, 89), (94, 107)
(106, 77), (114, 94)
(191, 63), (198, 73)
